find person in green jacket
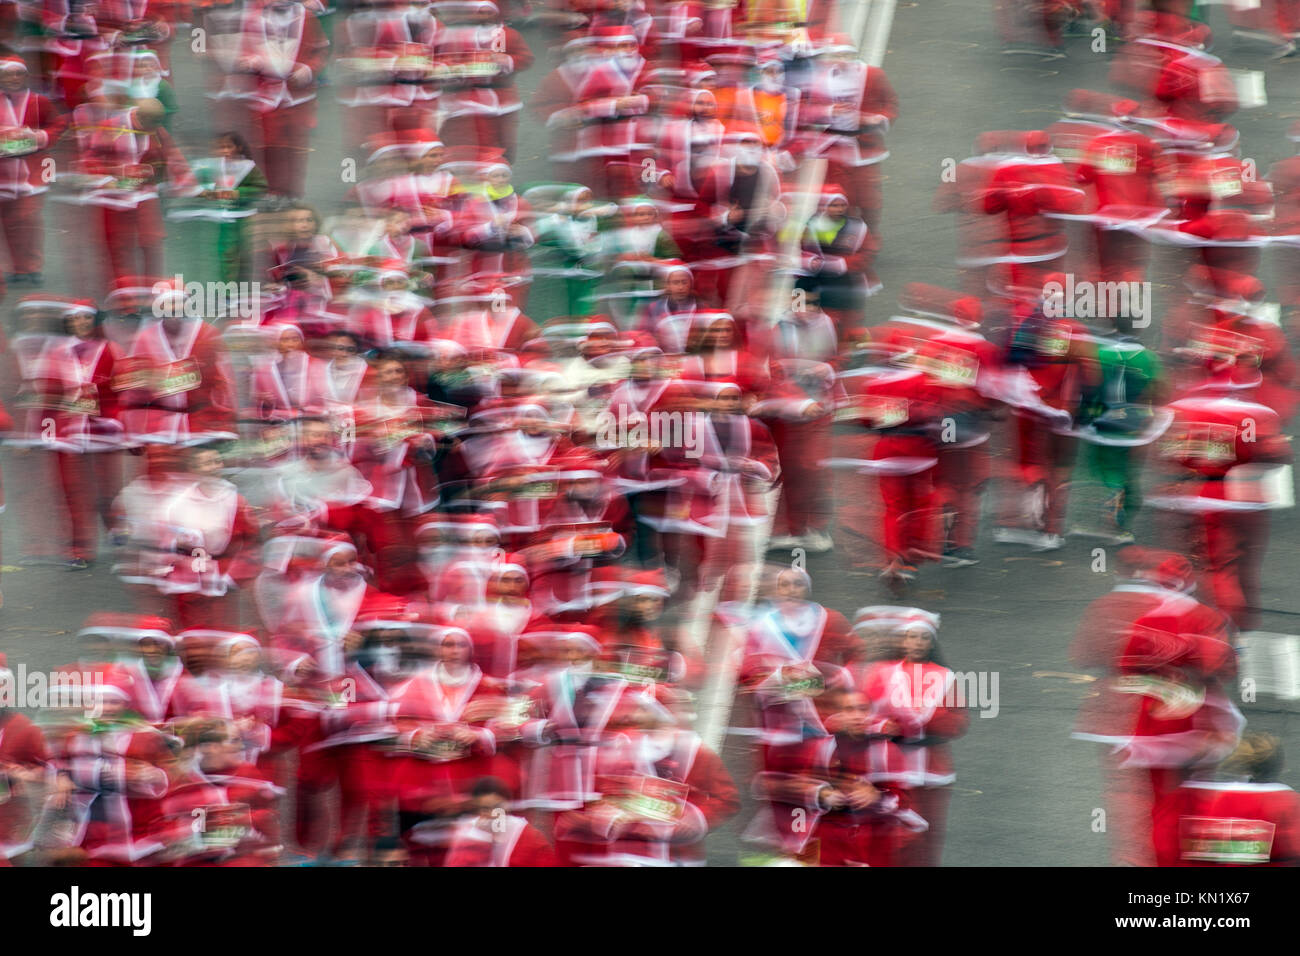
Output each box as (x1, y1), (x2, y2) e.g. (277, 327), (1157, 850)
(204, 132), (269, 283)
(1075, 316), (1164, 540)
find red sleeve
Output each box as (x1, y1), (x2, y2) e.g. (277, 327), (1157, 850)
(685, 744), (740, 830)
(862, 67), (899, 125)
(504, 27), (533, 75)
(510, 824), (559, 867)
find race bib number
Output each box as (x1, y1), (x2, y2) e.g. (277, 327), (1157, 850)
(1164, 422), (1238, 465)
(110, 357), (152, 392)
(919, 347), (979, 388)
(155, 358), (201, 397)
(1180, 816), (1275, 864)
(613, 775), (690, 823)
(1039, 324), (1071, 357)
(195, 804), (253, 849)
(1096, 143), (1137, 175)
(862, 395), (909, 428)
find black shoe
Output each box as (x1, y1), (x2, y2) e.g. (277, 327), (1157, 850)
(942, 547), (979, 568)
(65, 557), (91, 571)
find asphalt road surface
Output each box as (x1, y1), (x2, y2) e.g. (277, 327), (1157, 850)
(5, 0), (1300, 866)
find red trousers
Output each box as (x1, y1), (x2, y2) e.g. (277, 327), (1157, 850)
(237, 101), (317, 197)
(438, 111), (519, 164)
(771, 416), (833, 536)
(1009, 414), (1076, 535)
(1197, 509), (1269, 631)
(936, 443), (989, 551)
(97, 201), (165, 286)
(0, 193), (43, 274)
(874, 435), (940, 562)
(56, 450), (122, 561)
(896, 784), (951, 867)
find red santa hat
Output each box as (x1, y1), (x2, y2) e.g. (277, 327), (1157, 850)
(900, 282), (984, 329)
(78, 612), (175, 647)
(816, 34), (858, 56)
(705, 46), (757, 67)
(592, 24), (638, 45)
(976, 129), (1052, 157)
(0, 57), (26, 73)
(367, 128), (442, 164)
(819, 183), (849, 207)
(586, 565), (629, 606)
(16, 292), (85, 313)
(683, 61), (717, 86)
(1065, 89), (1139, 121)
(356, 594), (433, 635)
(1117, 546), (1196, 591)
(625, 568), (671, 598)
(1183, 266), (1264, 308)
(106, 276), (168, 309)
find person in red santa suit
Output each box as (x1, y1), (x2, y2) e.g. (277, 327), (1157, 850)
(0, 58), (64, 286)
(442, 775), (557, 866)
(82, 614), (183, 726)
(113, 444), (260, 629)
(1269, 122), (1300, 328)
(0, 652), (48, 863)
(848, 608), (968, 866)
(388, 626), (513, 865)
(759, 296), (838, 553)
(114, 279), (237, 445)
(796, 184), (880, 335)
(64, 93), (199, 290)
(436, 553), (538, 678)
(738, 565), (856, 749)
(552, 685), (738, 866)
(1153, 347), (1293, 631)
(868, 285), (1005, 569)
(532, 29), (651, 200)
(305, 599), (433, 860)
(1165, 269), (1299, 427)
(994, 273), (1100, 552)
(694, 381), (779, 603)
(337, 0), (440, 146)
(637, 261), (706, 354)
(270, 415), (376, 536)
(801, 37), (898, 236)
(15, 299), (124, 567)
(345, 262), (435, 351)
(679, 309), (768, 398)
(241, 323), (312, 419)
(426, 274), (538, 352)
(451, 159), (534, 297)
(1070, 545), (1243, 866)
(168, 633), (288, 768)
(40, 671), (176, 865)
(1153, 731), (1300, 866)
(978, 131), (1088, 294)
(146, 716), (283, 866)
(433, 0), (533, 162)
(212, 0), (329, 198)
(1063, 89), (1166, 290)
(348, 349), (454, 593)
(746, 683), (929, 866)
(686, 127), (784, 310)
(262, 203), (339, 310)
(272, 537), (378, 679)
